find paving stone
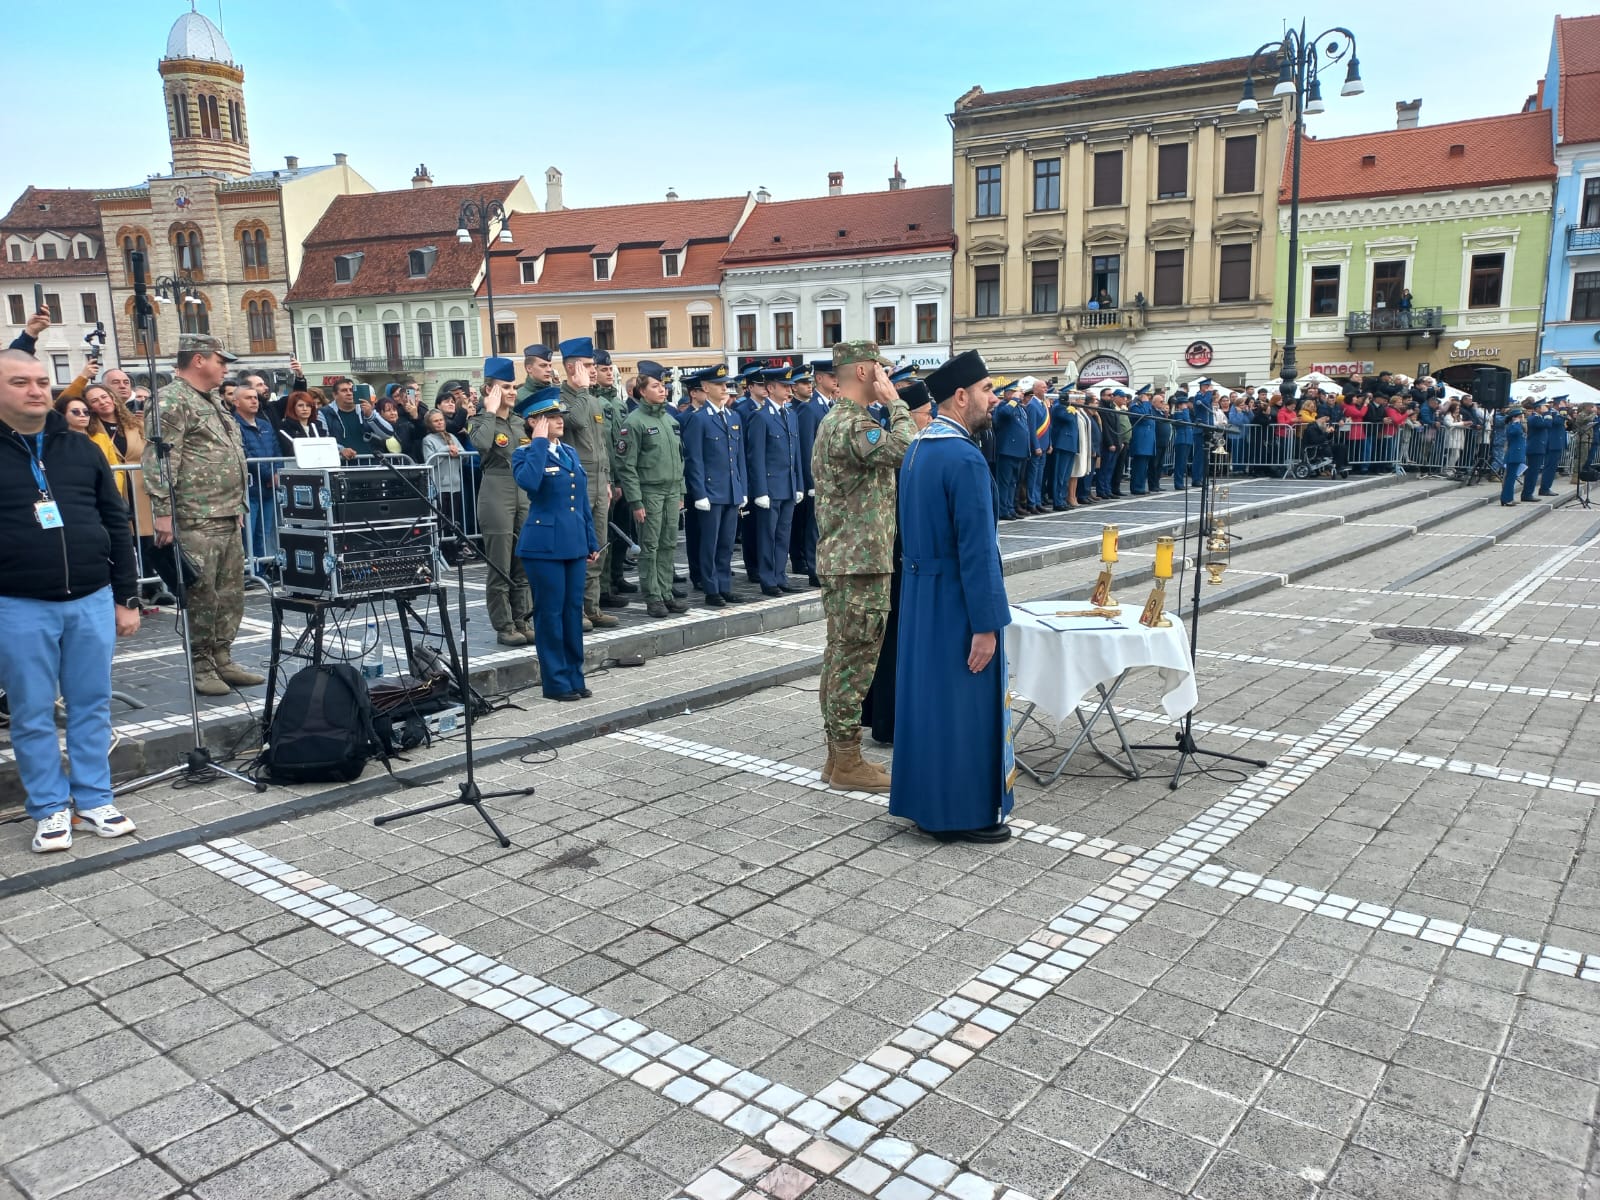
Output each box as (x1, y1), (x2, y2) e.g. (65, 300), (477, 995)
(294, 1098), (417, 1170)
(255, 1070), (367, 1134)
(565, 1079), (677, 1148)
(1136, 1078), (1247, 1144)
(488, 1120), (609, 1194)
(1097, 1116), (1214, 1193)
(968, 1124), (1087, 1198)
(380, 1059), (494, 1124)
(117, 1085), (239, 1153)
(8, 1125), (139, 1199)
(78, 1055), (195, 1118)
(156, 1112), (278, 1183)
(346, 1131), (471, 1200)
(431, 1090), (548, 1159)
(49, 1158), (180, 1200)
(1229, 1109), (1343, 1178)
(192, 1142), (329, 1200)
(0, 1094), (99, 1161)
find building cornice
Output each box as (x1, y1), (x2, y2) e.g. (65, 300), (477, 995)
(1282, 185), (1553, 234)
(493, 285), (721, 304)
(721, 251), (953, 279)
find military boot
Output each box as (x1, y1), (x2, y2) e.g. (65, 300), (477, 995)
(191, 659), (230, 697)
(212, 651), (265, 687)
(827, 732), (890, 794)
(645, 598), (670, 618)
(586, 606), (619, 629)
(666, 596), (690, 613)
(819, 743), (836, 784)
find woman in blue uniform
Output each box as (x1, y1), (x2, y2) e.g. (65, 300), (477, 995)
(512, 387), (599, 701)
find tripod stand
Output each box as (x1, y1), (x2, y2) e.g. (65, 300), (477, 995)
(1129, 426), (1268, 790)
(368, 456), (530, 847)
(117, 253), (265, 797)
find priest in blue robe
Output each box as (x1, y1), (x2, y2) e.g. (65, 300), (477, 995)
(889, 350), (1014, 843)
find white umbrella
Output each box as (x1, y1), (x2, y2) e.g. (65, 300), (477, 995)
(1059, 359), (1079, 386)
(1510, 366), (1600, 407)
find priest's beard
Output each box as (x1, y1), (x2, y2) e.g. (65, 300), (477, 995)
(964, 401), (994, 434)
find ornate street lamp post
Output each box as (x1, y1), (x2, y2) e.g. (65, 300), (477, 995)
(457, 198), (515, 358)
(1238, 22), (1363, 400)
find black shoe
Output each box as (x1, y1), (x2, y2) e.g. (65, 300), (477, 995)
(778, 585), (800, 594)
(808, 574), (821, 587)
(646, 599), (671, 617)
(671, 584), (689, 598)
(578, 688), (593, 699)
(706, 594), (727, 607)
(666, 596), (690, 613)
(614, 579), (639, 594)
(550, 691), (582, 702)
(761, 586), (784, 597)
(999, 514), (1021, 521)
(927, 823), (1012, 844)
(720, 592), (742, 604)
(599, 594), (629, 610)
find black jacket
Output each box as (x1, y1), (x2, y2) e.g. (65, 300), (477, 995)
(0, 410), (139, 604)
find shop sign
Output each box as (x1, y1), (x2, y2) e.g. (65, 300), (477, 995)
(1184, 341), (1214, 368)
(1309, 360), (1374, 377)
(1078, 354), (1129, 384)
(1447, 345), (1500, 360)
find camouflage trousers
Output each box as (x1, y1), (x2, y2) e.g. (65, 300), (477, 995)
(819, 573), (891, 740)
(183, 516), (246, 666)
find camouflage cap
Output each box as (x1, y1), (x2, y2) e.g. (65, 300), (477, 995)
(178, 333), (238, 362)
(832, 340), (893, 370)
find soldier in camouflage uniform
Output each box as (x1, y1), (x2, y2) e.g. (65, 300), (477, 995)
(556, 337), (618, 631)
(143, 334), (261, 698)
(615, 362), (688, 618)
(813, 340), (915, 792)
(469, 357), (534, 644)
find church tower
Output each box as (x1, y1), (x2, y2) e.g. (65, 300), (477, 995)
(160, 10), (251, 176)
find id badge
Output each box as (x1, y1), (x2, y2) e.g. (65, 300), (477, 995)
(35, 500), (63, 529)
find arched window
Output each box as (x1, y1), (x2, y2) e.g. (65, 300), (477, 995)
(198, 92), (214, 139)
(245, 294), (277, 353)
(119, 229), (150, 285)
(227, 98), (244, 144)
(171, 90), (192, 139)
(237, 222), (269, 279)
(178, 291), (210, 336)
(171, 225), (203, 276)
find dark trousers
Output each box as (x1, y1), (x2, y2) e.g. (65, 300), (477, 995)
(683, 497), (701, 585)
(1130, 455), (1154, 494)
(1025, 453), (1045, 507)
(1049, 451), (1074, 504)
(1502, 463), (1522, 505)
(697, 504), (738, 596)
(755, 499), (795, 588)
(1173, 443), (1194, 489)
(790, 494), (817, 574)
(1522, 451), (1545, 500)
(996, 456), (1025, 517)
(607, 497), (633, 587)
(741, 508), (759, 579)
(1540, 451), (1561, 493)
(522, 556), (586, 699)
(1094, 453), (1117, 497)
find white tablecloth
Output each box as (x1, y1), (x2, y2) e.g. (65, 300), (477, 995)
(1005, 602), (1198, 724)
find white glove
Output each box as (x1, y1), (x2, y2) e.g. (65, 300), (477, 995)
(754, 495), (771, 510)
(794, 491), (804, 503)
(740, 495), (748, 506)
(807, 489), (815, 497)
(694, 497), (710, 512)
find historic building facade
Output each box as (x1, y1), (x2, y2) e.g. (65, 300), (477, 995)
(285, 173), (537, 393)
(1273, 110), (1555, 391)
(719, 176), (955, 373)
(949, 57), (1288, 386)
(0, 188), (117, 386)
(1537, 14), (1600, 386)
(93, 11), (372, 382)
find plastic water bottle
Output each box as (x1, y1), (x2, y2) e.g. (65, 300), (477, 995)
(361, 620), (385, 680)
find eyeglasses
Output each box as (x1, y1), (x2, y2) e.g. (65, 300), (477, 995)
(67, 407), (88, 417)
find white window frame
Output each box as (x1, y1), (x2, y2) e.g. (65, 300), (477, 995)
(661, 250), (681, 278)
(1458, 228), (1519, 316)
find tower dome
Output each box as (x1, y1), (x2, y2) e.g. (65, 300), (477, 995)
(164, 11), (235, 65)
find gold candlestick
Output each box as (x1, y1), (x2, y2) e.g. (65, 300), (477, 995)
(1140, 535), (1175, 627)
(1089, 525), (1120, 610)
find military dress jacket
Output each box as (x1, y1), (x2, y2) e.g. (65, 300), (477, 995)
(992, 399), (1031, 459)
(512, 439), (598, 561)
(142, 376), (247, 521)
(682, 405), (747, 506)
(746, 401), (803, 501)
(813, 397), (915, 576)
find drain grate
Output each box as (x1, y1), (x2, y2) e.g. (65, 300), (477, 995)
(1371, 626), (1486, 647)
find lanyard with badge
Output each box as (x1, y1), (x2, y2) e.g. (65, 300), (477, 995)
(19, 432), (63, 529)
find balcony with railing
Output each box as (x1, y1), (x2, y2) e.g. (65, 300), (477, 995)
(1064, 305), (1145, 332)
(1344, 306), (1444, 347)
(1567, 224), (1600, 253)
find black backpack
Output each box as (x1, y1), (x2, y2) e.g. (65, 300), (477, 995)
(263, 664), (386, 783)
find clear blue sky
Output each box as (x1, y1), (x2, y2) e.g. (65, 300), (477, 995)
(1, 0), (1575, 211)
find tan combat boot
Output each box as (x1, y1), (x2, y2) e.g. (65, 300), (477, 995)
(191, 659), (230, 697)
(820, 742), (836, 784)
(586, 606), (619, 629)
(212, 650), (265, 687)
(827, 732), (890, 794)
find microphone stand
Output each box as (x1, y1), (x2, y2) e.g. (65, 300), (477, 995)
(367, 452), (530, 847)
(118, 253), (265, 796)
(1125, 411), (1268, 790)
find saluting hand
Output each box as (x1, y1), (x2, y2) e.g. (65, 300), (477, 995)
(530, 416), (551, 441)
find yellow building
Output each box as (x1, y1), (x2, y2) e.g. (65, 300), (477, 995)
(485, 195), (756, 375)
(949, 57), (1288, 387)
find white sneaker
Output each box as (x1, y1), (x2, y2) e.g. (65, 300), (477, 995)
(32, 810), (72, 853)
(73, 804), (136, 839)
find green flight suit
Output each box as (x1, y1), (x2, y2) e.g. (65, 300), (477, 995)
(615, 401), (685, 601)
(469, 410), (533, 633)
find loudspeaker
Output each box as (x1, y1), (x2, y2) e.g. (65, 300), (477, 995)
(1473, 367), (1510, 409)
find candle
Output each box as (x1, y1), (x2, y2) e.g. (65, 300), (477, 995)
(1154, 536), (1174, 579)
(1100, 525), (1119, 563)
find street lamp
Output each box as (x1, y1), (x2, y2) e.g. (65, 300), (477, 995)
(1240, 21), (1362, 402)
(458, 196), (515, 358)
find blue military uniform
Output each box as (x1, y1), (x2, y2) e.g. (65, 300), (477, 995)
(1128, 395), (1157, 494)
(1188, 382), (1215, 486)
(789, 368), (827, 583)
(1048, 394), (1079, 506)
(746, 365), (803, 592)
(735, 364), (767, 579)
(1523, 402), (1551, 500)
(1501, 409), (1527, 506)
(1540, 399), (1568, 495)
(682, 365), (747, 604)
(991, 395), (1029, 519)
(512, 387), (598, 701)
(1171, 399), (1197, 489)
(1024, 392), (1049, 509)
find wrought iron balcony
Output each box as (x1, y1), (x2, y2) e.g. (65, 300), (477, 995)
(350, 356), (424, 374)
(1344, 307), (1444, 346)
(1567, 224), (1600, 252)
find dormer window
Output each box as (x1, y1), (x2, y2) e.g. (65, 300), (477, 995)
(662, 251), (680, 278)
(76, 240), (90, 258)
(6, 242), (22, 263)
(519, 253), (545, 285)
(41, 243), (57, 261)
(407, 247), (436, 278)
(593, 255), (611, 282)
(334, 252), (363, 283)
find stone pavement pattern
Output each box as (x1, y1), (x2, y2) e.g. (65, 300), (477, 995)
(1, 502), (1598, 1198)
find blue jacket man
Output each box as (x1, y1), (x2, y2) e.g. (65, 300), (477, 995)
(1128, 395), (1157, 494)
(512, 388), (598, 701)
(789, 370), (828, 582)
(1501, 409), (1527, 506)
(745, 365), (803, 593)
(1540, 399), (1568, 495)
(683, 365), (748, 605)
(1171, 399), (1198, 489)
(1023, 389), (1049, 510)
(1049, 394), (1080, 506)
(991, 394), (1029, 519)
(1186, 383), (1214, 485)
(1523, 402), (1551, 500)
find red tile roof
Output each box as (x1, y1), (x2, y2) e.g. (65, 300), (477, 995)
(957, 56), (1253, 112)
(722, 186), (955, 266)
(1556, 15), (1600, 143)
(285, 180), (520, 303)
(1280, 111), (1555, 204)
(490, 195), (750, 296)
(0, 187), (109, 279)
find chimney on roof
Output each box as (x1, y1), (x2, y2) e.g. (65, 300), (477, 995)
(411, 163), (434, 189)
(334, 152), (348, 166)
(284, 155), (299, 170)
(756, 186), (772, 204)
(828, 171), (844, 197)
(666, 186), (679, 201)
(545, 167), (564, 212)
(1396, 99), (1422, 130)
(888, 158), (905, 191)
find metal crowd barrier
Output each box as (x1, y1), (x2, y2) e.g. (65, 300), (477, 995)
(1214, 421), (1491, 481)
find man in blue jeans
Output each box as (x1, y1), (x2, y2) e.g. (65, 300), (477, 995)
(0, 349), (141, 853)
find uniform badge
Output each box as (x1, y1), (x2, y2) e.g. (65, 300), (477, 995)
(866, 429), (882, 445)
(594, 414), (604, 423)
(495, 433), (509, 447)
